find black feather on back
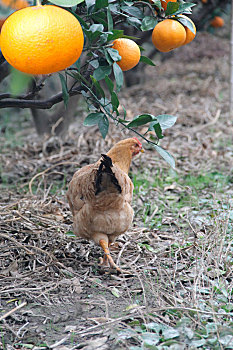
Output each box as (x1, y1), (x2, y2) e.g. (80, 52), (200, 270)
(95, 154), (122, 196)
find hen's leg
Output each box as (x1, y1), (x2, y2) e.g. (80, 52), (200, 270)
(99, 239), (121, 272)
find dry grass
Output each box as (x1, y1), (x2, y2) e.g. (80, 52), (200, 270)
(0, 32), (233, 349)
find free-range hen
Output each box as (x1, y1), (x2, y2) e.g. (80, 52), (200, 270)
(67, 138), (143, 272)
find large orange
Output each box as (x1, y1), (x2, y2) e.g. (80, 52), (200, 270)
(1, 0), (29, 10)
(152, 19), (186, 52)
(160, 0), (177, 11)
(1, 5), (84, 75)
(178, 15), (196, 45)
(210, 16), (224, 28)
(112, 38), (140, 71)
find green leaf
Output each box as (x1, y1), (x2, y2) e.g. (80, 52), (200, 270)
(165, 2), (179, 15)
(153, 145), (175, 169)
(152, 122), (163, 139)
(93, 65), (112, 81)
(127, 114), (156, 128)
(113, 63), (124, 92)
(107, 29), (124, 41)
(141, 333), (160, 346)
(85, 0), (96, 10)
(49, 0), (84, 6)
(107, 48), (122, 62)
(10, 67), (32, 96)
(111, 287), (120, 298)
(59, 73), (69, 109)
(104, 76), (114, 94)
(121, 5), (144, 19)
(176, 15), (196, 34)
(156, 114), (177, 130)
(140, 55), (156, 67)
(141, 16), (157, 31)
(163, 328), (180, 340)
(84, 112), (105, 126)
(126, 17), (142, 30)
(90, 76), (105, 98)
(95, 0), (108, 9)
(167, 3), (196, 16)
(111, 91), (119, 112)
(98, 115), (109, 139)
(107, 7), (113, 31)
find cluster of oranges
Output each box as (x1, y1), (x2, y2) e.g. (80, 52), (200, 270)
(0, 0), (197, 75)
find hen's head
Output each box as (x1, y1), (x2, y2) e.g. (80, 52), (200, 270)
(107, 137), (143, 173)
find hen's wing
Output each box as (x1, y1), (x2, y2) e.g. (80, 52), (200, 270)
(67, 155), (133, 212)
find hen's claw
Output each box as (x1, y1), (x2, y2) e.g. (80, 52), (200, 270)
(99, 239), (122, 273)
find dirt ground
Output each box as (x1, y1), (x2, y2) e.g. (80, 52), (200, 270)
(0, 32), (233, 349)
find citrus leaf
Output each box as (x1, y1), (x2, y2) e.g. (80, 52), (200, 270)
(156, 114), (177, 129)
(111, 91), (119, 112)
(50, 0), (84, 6)
(113, 62), (123, 92)
(165, 2), (179, 15)
(107, 48), (122, 62)
(104, 76), (114, 94)
(90, 76), (105, 97)
(98, 115), (109, 139)
(152, 122), (163, 139)
(93, 65), (112, 81)
(84, 112), (104, 126)
(59, 73), (69, 109)
(127, 114), (156, 127)
(127, 17), (142, 30)
(140, 55), (156, 66)
(153, 145), (175, 169)
(95, 0), (108, 9)
(176, 16), (195, 34)
(167, 2), (195, 16)
(141, 16), (157, 31)
(121, 5), (144, 19)
(107, 7), (113, 31)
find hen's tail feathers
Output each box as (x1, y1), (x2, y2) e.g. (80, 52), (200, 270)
(95, 154), (122, 196)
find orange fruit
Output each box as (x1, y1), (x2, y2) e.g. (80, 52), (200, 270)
(201, 0), (208, 3)
(112, 38), (140, 71)
(178, 15), (196, 45)
(1, 5), (84, 75)
(1, 0), (29, 10)
(210, 16), (224, 28)
(152, 19), (186, 52)
(160, 0), (177, 11)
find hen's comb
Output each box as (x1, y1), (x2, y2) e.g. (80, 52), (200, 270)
(133, 137), (142, 147)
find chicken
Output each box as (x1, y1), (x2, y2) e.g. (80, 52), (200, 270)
(67, 138), (143, 272)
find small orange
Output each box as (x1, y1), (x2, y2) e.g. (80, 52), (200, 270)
(178, 15), (196, 45)
(1, 5), (84, 75)
(1, 0), (29, 10)
(160, 0), (177, 11)
(210, 16), (224, 28)
(201, 0), (208, 3)
(152, 19), (186, 52)
(112, 38), (140, 71)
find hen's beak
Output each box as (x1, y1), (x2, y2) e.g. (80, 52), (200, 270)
(140, 148), (144, 153)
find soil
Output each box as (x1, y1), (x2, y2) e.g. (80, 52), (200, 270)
(0, 32), (232, 349)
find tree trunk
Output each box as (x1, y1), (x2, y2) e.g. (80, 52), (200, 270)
(31, 94), (79, 136)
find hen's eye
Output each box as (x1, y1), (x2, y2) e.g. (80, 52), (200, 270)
(134, 143), (138, 147)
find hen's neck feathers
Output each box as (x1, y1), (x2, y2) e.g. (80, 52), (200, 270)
(107, 145), (132, 174)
